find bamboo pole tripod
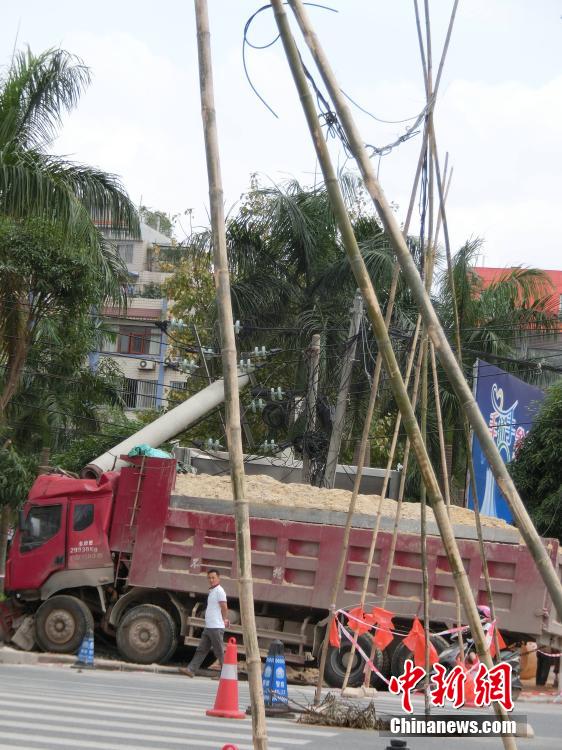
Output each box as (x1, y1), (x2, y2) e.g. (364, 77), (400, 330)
(286, 0), (562, 622)
(270, 2), (519, 745)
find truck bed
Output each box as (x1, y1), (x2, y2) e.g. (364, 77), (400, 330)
(122, 491), (560, 639)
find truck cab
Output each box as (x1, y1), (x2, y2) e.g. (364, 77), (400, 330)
(4, 473), (117, 653)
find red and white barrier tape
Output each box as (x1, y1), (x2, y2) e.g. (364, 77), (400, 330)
(337, 619), (391, 686)
(337, 608), (479, 642)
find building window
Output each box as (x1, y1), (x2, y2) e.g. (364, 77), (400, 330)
(123, 378), (158, 409)
(559, 294), (562, 320)
(116, 242), (134, 263)
(169, 381), (188, 392)
(118, 326), (153, 355)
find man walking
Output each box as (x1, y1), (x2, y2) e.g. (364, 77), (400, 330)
(181, 569), (229, 677)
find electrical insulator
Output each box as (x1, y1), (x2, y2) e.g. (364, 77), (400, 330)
(239, 358), (255, 374)
(169, 318), (187, 331)
(253, 346), (268, 360)
(250, 398), (266, 413)
(259, 439), (279, 454)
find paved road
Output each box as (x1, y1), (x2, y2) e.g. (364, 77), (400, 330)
(0, 664), (342, 750)
(1, 664), (562, 749)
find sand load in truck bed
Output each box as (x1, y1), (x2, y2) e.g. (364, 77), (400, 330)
(173, 472), (510, 529)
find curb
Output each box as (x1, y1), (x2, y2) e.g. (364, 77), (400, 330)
(0, 645), (250, 679)
(518, 692), (562, 704)
(0, 645), (197, 675)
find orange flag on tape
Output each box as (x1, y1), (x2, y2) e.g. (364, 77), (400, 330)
(403, 617), (439, 667)
(347, 607), (373, 635)
(370, 606), (395, 651)
(329, 616), (341, 648)
(487, 623), (506, 658)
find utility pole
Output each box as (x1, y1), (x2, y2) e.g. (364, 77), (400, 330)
(323, 290), (363, 488)
(301, 333), (321, 484)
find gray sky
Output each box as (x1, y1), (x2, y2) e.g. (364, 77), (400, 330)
(2, 1), (561, 267)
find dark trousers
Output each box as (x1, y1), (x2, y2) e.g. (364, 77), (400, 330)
(536, 650), (559, 686)
(188, 628), (224, 673)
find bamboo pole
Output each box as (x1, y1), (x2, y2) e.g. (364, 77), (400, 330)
(420, 335), (431, 715)
(288, 0), (562, 624)
(420, 0), (434, 715)
(272, 2), (514, 735)
(413, 0), (502, 660)
(194, 4), (268, 747)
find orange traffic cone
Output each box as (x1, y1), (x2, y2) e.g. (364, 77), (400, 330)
(206, 638), (246, 719)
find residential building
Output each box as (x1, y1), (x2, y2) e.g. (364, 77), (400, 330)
(92, 222), (189, 411)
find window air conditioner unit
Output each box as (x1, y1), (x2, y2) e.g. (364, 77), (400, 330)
(138, 359), (156, 371)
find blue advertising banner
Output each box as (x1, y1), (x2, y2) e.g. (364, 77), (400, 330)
(467, 360), (545, 522)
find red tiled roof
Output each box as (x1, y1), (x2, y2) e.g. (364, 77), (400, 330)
(102, 306), (162, 320)
(474, 266), (562, 317)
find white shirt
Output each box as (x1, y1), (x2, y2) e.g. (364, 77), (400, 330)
(205, 584), (227, 628)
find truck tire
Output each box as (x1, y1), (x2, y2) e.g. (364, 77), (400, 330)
(324, 635), (385, 688)
(391, 633), (449, 677)
(35, 595), (94, 654)
(370, 647), (392, 689)
(116, 604), (178, 664)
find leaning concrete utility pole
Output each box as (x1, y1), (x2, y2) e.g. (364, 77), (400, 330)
(301, 333), (321, 484)
(323, 290), (363, 488)
(270, 5), (517, 740)
(194, 3), (268, 747)
(287, 0), (562, 624)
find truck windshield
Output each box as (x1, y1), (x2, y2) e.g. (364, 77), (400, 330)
(20, 505), (62, 552)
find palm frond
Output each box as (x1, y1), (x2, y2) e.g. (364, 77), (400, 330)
(0, 48), (90, 149)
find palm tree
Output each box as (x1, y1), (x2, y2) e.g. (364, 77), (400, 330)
(0, 48), (139, 417)
(0, 48), (138, 243)
(408, 239), (558, 497)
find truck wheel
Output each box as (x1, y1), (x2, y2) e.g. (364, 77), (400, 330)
(370, 647), (392, 689)
(35, 595), (94, 654)
(324, 635), (384, 687)
(391, 633), (449, 677)
(116, 604), (177, 664)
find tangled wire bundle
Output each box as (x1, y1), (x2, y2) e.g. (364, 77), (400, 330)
(298, 693), (387, 730)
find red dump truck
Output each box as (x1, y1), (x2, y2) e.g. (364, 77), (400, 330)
(2, 453), (561, 686)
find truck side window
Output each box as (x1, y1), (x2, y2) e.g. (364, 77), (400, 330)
(20, 505), (62, 552)
(73, 504), (94, 532)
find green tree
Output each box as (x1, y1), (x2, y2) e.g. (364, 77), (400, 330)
(0, 217), (128, 414)
(0, 442), (33, 593)
(510, 379), (562, 541)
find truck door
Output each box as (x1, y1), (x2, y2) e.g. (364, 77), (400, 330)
(66, 498), (112, 569)
(8, 502), (67, 592)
